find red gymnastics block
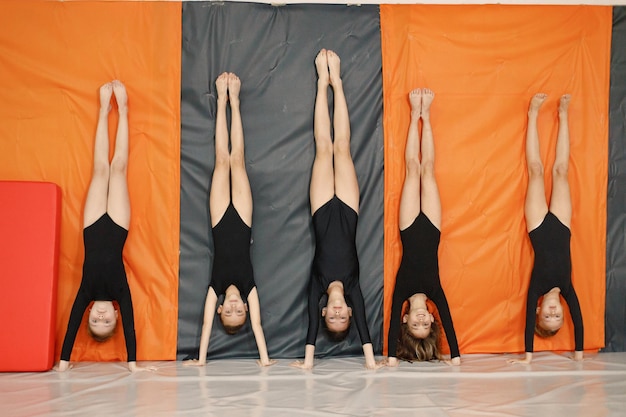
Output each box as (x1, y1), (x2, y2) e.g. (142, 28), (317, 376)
(0, 181), (61, 371)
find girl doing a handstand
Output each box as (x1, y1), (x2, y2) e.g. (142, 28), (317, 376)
(185, 73), (274, 367)
(508, 93), (583, 364)
(57, 81), (151, 372)
(385, 89), (460, 367)
(291, 50), (379, 370)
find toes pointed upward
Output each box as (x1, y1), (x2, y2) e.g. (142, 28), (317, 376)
(216, 73), (229, 99)
(326, 50), (341, 86)
(228, 73), (241, 99)
(99, 82), (114, 111)
(112, 80), (127, 108)
(409, 88), (422, 113)
(530, 93), (547, 111)
(421, 88), (435, 114)
(559, 94), (571, 113)
(315, 49), (329, 81)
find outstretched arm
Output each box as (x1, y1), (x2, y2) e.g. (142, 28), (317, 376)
(362, 343), (383, 370)
(247, 288), (276, 367)
(198, 288), (218, 363)
(507, 292), (537, 364)
(386, 281), (405, 363)
(563, 286), (584, 360)
(347, 285), (379, 370)
(292, 277), (323, 369)
(56, 287), (91, 369)
(348, 285), (372, 347)
(117, 281), (137, 364)
(184, 287), (218, 367)
(507, 286), (540, 364)
(431, 287), (460, 364)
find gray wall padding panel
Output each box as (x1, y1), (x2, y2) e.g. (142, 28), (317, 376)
(179, 2), (383, 359)
(605, 6), (626, 352)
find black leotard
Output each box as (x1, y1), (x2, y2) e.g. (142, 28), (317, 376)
(210, 203), (255, 300)
(306, 196), (371, 346)
(60, 213), (136, 362)
(387, 212), (459, 358)
(524, 212), (583, 352)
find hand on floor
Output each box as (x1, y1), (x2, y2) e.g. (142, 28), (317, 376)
(257, 358), (278, 367)
(182, 359), (206, 367)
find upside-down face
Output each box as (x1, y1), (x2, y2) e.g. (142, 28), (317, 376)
(403, 307), (434, 339)
(88, 301), (118, 338)
(537, 297), (564, 332)
(218, 293), (248, 328)
(322, 298), (352, 333)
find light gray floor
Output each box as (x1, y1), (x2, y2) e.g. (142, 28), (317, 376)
(2, 352), (625, 416)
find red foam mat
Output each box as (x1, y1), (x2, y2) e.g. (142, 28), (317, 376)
(0, 181), (61, 371)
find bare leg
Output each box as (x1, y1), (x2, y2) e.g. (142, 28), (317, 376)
(525, 93), (549, 232)
(210, 73), (231, 227)
(83, 82), (113, 228)
(418, 88), (441, 230)
(328, 50), (359, 214)
(548, 95), (572, 228)
(398, 89), (422, 231)
(107, 80), (130, 230)
(310, 49), (335, 214)
(228, 73), (253, 227)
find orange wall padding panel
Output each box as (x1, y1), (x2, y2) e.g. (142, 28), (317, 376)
(0, 182), (61, 371)
(0, 1), (181, 361)
(381, 5), (610, 355)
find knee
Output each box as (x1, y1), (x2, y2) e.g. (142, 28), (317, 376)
(333, 138), (351, 157)
(552, 163), (568, 180)
(527, 161), (544, 179)
(229, 151), (245, 169)
(109, 158), (127, 177)
(405, 158), (421, 178)
(92, 161), (110, 179)
(316, 140), (333, 157)
(215, 152), (230, 169)
(420, 160), (435, 180)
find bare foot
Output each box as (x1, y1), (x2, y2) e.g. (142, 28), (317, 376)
(315, 49), (329, 86)
(227, 73), (240, 102)
(529, 93), (547, 115)
(100, 82), (113, 112)
(216, 72), (228, 101)
(112, 80), (127, 111)
(409, 89), (422, 116)
(559, 94), (571, 115)
(326, 50), (342, 87)
(421, 88), (435, 119)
